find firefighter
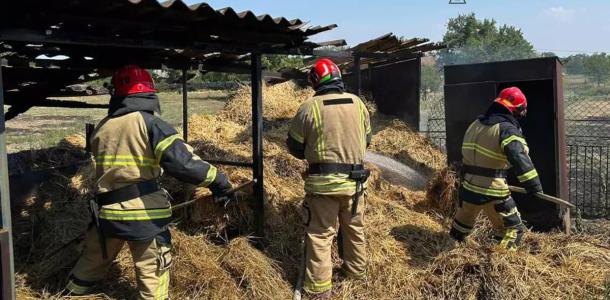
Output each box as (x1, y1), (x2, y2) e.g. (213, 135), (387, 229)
(65, 65), (233, 299)
(287, 58), (372, 298)
(450, 87), (543, 250)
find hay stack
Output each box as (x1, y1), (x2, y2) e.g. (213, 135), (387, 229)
(425, 166), (459, 219)
(14, 82), (610, 299)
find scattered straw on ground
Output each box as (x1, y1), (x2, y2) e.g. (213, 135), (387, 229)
(13, 82), (610, 299)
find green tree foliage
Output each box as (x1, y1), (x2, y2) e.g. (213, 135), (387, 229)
(564, 54), (588, 75)
(539, 52), (557, 58)
(583, 53), (610, 86)
(438, 13), (535, 65)
(262, 54), (306, 72)
(421, 64), (443, 93)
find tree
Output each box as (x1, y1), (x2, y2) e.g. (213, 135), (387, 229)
(262, 54), (306, 72)
(438, 13), (535, 65)
(583, 53), (610, 86)
(421, 64), (443, 93)
(564, 54), (588, 75)
(539, 52), (557, 58)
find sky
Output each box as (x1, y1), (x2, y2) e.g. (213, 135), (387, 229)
(185, 0), (610, 57)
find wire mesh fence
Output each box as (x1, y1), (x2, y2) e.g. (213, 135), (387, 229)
(565, 94), (610, 218)
(420, 91), (446, 151)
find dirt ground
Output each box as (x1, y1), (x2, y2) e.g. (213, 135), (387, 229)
(4, 90), (229, 152)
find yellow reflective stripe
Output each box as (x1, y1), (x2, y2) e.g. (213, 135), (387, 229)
(462, 181), (510, 197)
(66, 280), (91, 295)
(96, 161), (159, 167)
(156, 270), (169, 300)
(99, 208), (171, 221)
(305, 174), (359, 193)
(200, 165), (217, 187)
(517, 169), (538, 182)
(501, 135), (527, 150)
(289, 130), (304, 144)
(499, 228), (518, 249)
(357, 100), (366, 154)
(498, 208), (519, 218)
(305, 182), (358, 193)
(95, 155), (159, 167)
(452, 221), (472, 234)
(311, 100), (325, 161)
(462, 143), (507, 162)
(304, 279), (332, 293)
(154, 134), (182, 162)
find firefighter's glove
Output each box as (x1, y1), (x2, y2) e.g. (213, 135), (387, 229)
(525, 183), (543, 196)
(209, 172), (235, 207)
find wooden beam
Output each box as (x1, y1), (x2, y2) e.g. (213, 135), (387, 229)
(0, 28), (308, 56)
(0, 65), (16, 300)
(314, 39), (347, 48)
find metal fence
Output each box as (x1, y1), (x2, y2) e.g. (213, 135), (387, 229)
(565, 95), (610, 218)
(419, 90), (610, 219)
(420, 92), (446, 151)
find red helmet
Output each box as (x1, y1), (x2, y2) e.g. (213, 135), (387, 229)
(111, 65), (156, 97)
(308, 58), (342, 88)
(494, 87), (527, 117)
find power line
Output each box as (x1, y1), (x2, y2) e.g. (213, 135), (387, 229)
(535, 49), (610, 55)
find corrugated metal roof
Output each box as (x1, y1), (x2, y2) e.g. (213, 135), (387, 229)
(0, 0), (336, 62)
(0, 0), (336, 117)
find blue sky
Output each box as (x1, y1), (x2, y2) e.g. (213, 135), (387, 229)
(186, 0), (610, 56)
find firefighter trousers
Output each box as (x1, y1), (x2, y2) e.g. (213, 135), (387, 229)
(66, 227), (172, 300)
(301, 193), (367, 294)
(450, 197), (525, 250)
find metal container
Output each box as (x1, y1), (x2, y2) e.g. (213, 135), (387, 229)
(444, 57), (568, 231)
(345, 57), (421, 128)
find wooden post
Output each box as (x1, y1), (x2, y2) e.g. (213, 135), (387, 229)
(0, 65), (16, 300)
(85, 123), (94, 153)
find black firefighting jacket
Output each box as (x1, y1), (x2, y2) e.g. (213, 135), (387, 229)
(460, 103), (543, 204)
(92, 92), (229, 240)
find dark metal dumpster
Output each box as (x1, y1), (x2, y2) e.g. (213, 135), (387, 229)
(344, 57), (421, 128)
(444, 57), (568, 231)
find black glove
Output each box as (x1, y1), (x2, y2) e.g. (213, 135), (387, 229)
(524, 183), (543, 196)
(208, 172), (235, 206)
(521, 175), (543, 196)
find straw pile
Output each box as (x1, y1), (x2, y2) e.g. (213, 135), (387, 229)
(14, 81), (610, 299)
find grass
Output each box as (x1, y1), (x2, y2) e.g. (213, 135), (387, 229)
(4, 90), (229, 153)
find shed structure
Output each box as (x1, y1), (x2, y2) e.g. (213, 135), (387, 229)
(0, 1), (337, 298)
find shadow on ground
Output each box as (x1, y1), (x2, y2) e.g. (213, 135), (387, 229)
(390, 224), (455, 268)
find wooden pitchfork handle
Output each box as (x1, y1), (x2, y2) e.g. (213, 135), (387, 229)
(171, 179), (257, 211)
(508, 185), (575, 208)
